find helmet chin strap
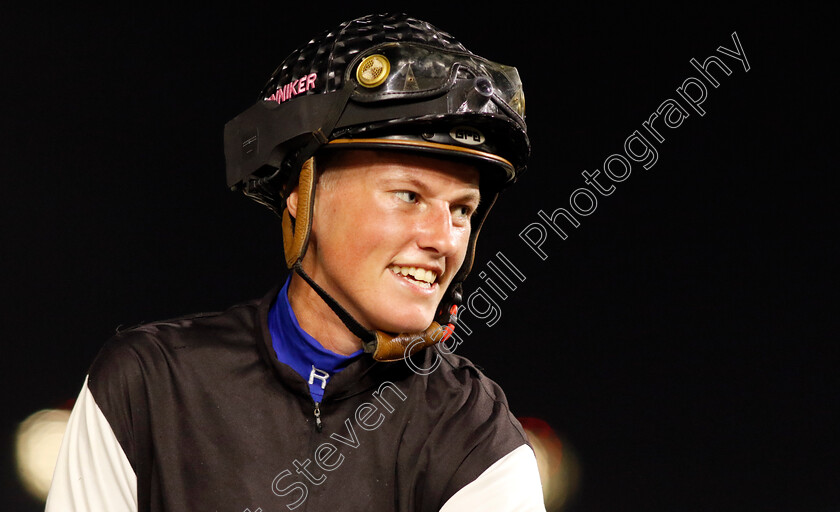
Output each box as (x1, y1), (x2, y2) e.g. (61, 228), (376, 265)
(282, 157), (460, 362)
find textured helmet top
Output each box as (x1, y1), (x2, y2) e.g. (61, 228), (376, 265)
(259, 13), (470, 101)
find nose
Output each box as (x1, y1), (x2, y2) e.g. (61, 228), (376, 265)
(416, 201), (460, 256)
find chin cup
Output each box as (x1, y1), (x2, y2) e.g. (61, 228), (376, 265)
(365, 318), (456, 362)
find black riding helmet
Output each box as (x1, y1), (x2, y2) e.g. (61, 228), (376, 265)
(224, 13), (529, 361)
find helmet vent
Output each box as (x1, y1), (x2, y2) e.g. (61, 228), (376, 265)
(356, 54), (390, 88)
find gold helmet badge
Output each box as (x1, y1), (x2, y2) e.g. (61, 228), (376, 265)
(356, 54), (390, 88)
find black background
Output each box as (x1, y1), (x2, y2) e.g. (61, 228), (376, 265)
(2, 4), (837, 511)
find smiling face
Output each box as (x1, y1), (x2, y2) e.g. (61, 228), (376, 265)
(290, 149), (481, 335)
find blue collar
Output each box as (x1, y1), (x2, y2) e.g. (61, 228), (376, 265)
(268, 276), (363, 402)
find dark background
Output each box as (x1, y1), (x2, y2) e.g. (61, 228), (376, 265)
(2, 4), (837, 511)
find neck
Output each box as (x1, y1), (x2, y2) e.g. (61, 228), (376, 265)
(287, 272), (365, 356)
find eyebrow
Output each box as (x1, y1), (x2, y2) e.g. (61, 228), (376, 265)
(454, 188), (482, 206)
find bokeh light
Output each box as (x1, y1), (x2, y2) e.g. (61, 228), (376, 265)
(15, 408), (71, 502)
(519, 417), (580, 511)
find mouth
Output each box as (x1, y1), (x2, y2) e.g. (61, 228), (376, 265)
(387, 264), (440, 289)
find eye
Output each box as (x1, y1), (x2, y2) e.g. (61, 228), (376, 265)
(453, 204), (474, 220)
(395, 191), (417, 203)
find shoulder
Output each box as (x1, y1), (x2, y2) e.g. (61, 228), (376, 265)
(84, 294), (272, 433)
(440, 349), (528, 447)
(82, 294), (273, 463)
(395, 347), (534, 507)
(437, 350), (510, 401)
(403, 347), (522, 429)
(89, 297), (264, 385)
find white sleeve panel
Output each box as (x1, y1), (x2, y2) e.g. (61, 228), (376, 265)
(439, 444), (546, 512)
(45, 376), (138, 512)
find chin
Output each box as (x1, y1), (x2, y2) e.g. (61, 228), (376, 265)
(368, 304), (435, 334)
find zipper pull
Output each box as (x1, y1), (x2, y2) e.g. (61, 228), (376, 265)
(314, 402), (323, 432)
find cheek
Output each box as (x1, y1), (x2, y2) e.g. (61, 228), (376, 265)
(456, 225), (473, 255)
(447, 228), (473, 276)
(318, 197), (404, 267)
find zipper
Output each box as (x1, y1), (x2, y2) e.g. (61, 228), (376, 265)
(313, 401), (323, 432)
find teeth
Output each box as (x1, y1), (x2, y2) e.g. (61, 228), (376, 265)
(389, 265), (437, 285)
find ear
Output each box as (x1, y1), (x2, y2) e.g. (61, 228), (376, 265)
(286, 186), (300, 219)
